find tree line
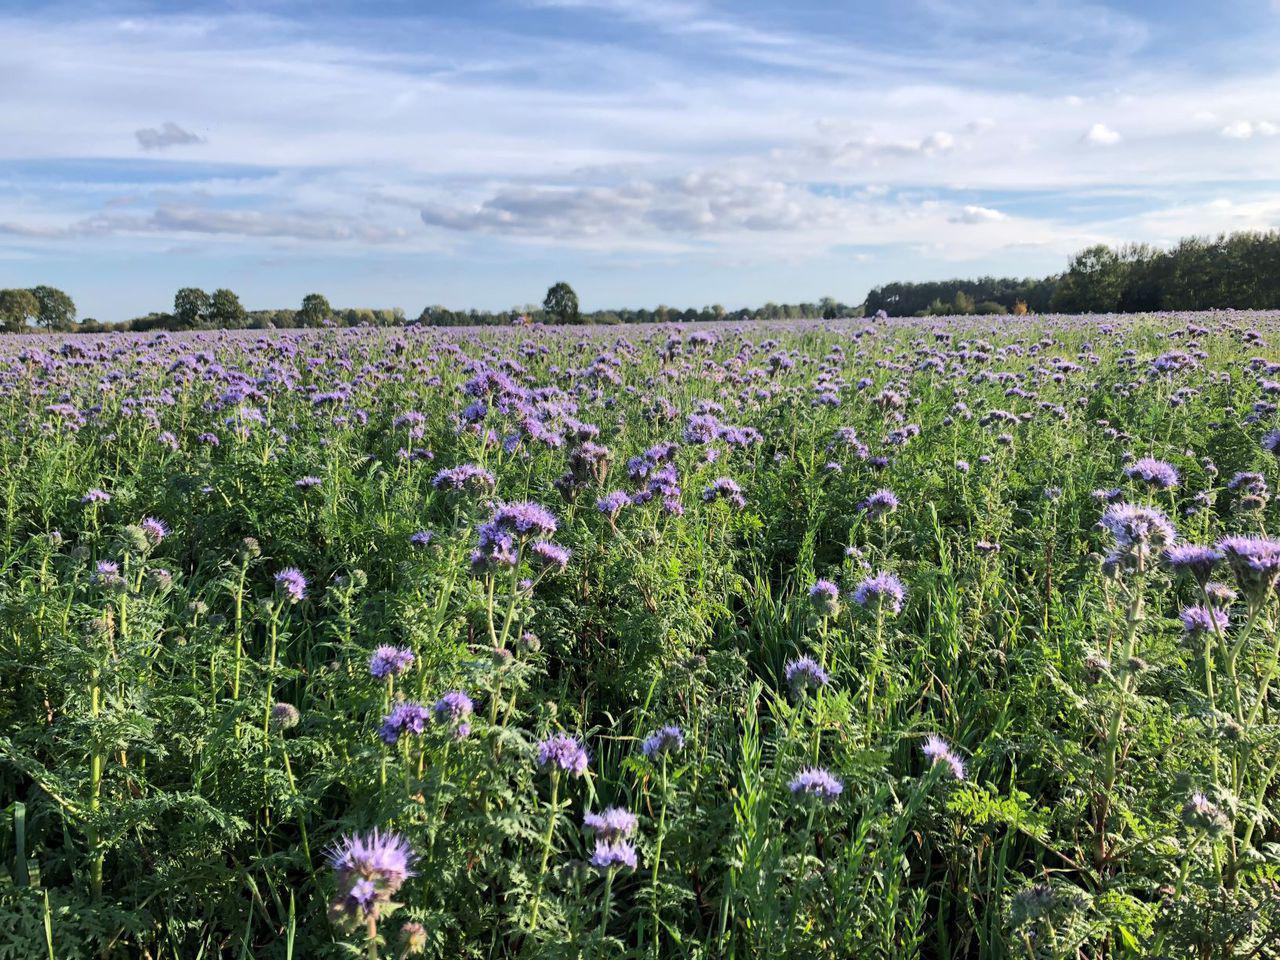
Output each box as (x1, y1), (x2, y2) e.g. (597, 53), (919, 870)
(864, 230), (1280, 317)
(3, 229), (1278, 333)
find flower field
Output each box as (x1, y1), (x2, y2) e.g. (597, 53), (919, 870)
(4, 313), (1280, 958)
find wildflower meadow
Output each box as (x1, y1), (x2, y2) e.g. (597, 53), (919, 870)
(4, 313), (1280, 958)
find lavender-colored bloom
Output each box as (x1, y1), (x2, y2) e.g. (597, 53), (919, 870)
(1124, 457), (1179, 490)
(370, 645), (415, 679)
(379, 701), (431, 745)
(1162, 544), (1221, 587)
(597, 490), (631, 519)
(328, 829), (417, 920)
(852, 571), (906, 614)
(409, 530), (433, 548)
(274, 567), (307, 603)
(858, 488), (899, 518)
(432, 464), (496, 492)
(1205, 581), (1237, 607)
(140, 517), (169, 545)
(432, 690), (474, 725)
(590, 839), (638, 871)
(491, 501), (558, 538)
(1263, 430), (1280, 456)
(1180, 605), (1228, 637)
(784, 655), (830, 693)
(1099, 503), (1177, 556)
(295, 475), (322, 489)
(530, 540), (571, 573)
(788, 766), (843, 802)
(1216, 535), (1280, 602)
(702, 476), (746, 509)
(922, 735), (966, 780)
(82, 488), (111, 504)
(808, 579), (840, 616)
(270, 701), (301, 731)
(583, 807), (637, 842)
(641, 725), (685, 758)
(537, 733), (589, 776)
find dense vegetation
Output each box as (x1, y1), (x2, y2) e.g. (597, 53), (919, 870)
(3, 314), (1280, 958)
(864, 230), (1280, 319)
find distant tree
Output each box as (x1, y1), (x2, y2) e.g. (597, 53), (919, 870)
(0, 288), (39, 332)
(542, 282), (580, 324)
(299, 293), (333, 327)
(30, 285), (76, 330)
(1052, 245), (1126, 313)
(953, 290), (977, 314)
(173, 287), (211, 329)
(976, 300), (1008, 315)
(209, 288), (247, 328)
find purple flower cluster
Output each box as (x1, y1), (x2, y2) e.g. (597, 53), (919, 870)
(852, 571), (906, 614)
(370, 644), (415, 679)
(537, 733), (589, 777)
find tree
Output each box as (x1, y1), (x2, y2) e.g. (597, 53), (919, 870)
(0, 288), (39, 332)
(30, 285), (76, 330)
(953, 290), (976, 314)
(542, 282), (580, 325)
(1052, 245), (1126, 313)
(209, 288), (246, 328)
(173, 287), (211, 329)
(299, 293), (333, 327)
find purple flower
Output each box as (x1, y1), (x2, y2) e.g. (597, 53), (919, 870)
(369, 645), (415, 679)
(328, 829), (417, 921)
(1263, 430), (1280, 456)
(788, 766), (843, 802)
(641, 725), (685, 758)
(589, 839), (638, 871)
(922, 735), (966, 780)
(1162, 544), (1221, 587)
(295, 475), (322, 489)
(491, 501), (558, 538)
(379, 701), (431, 745)
(1124, 457), (1179, 490)
(784, 655), (830, 693)
(808, 579), (840, 616)
(1216, 535), (1280, 602)
(702, 477), (746, 510)
(1099, 503), (1177, 563)
(597, 490), (631, 519)
(1180, 605), (1228, 637)
(530, 540), (571, 573)
(409, 530), (433, 548)
(82, 488), (111, 504)
(432, 690), (474, 725)
(852, 571), (906, 614)
(432, 464), (496, 492)
(274, 567), (307, 604)
(583, 807), (637, 842)
(537, 733), (589, 777)
(140, 517), (168, 546)
(858, 488), (899, 518)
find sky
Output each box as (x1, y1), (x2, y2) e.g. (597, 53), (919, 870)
(2, 0), (1280, 321)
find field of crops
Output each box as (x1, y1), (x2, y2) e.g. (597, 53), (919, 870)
(3, 313), (1280, 958)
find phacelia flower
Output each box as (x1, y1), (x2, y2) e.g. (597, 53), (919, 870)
(1124, 457), (1179, 490)
(852, 571), (906, 614)
(784, 655), (830, 694)
(922, 734), (966, 780)
(590, 839), (638, 871)
(858, 488), (899, 518)
(369, 645), (415, 679)
(641, 725), (684, 758)
(537, 733), (589, 776)
(808, 579), (840, 616)
(378, 701), (431, 745)
(327, 829), (417, 922)
(1180, 605), (1228, 637)
(432, 690), (474, 726)
(1217, 535), (1280, 604)
(270, 701), (301, 731)
(140, 517), (169, 546)
(788, 766), (843, 802)
(583, 807), (637, 842)
(274, 567), (307, 604)
(1162, 544), (1221, 587)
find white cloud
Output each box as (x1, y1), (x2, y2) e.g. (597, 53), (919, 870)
(1082, 123), (1121, 146)
(950, 204), (1007, 224)
(1221, 120), (1278, 139)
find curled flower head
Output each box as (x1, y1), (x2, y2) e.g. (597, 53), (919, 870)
(139, 517), (169, 546)
(852, 571), (906, 614)
(274, 567), (307, 604)
(784, 655), (830, 695)
(1180, 792), (1230, 836)
(597, 490), (631, 519)
(702, 476), (745, 510)
(857, 488), (899, 518)
(82, 488), (111, 504)
(1124, 457), (1179, 490)
(1180, 605), (1227, 637)
(922, 735), (966, 780)
(270, 701), (300, 731)
(327, 829), (417, 923)
(1099, 503), (1176, 570)
(432, 464), (496, 493)
(808, 579), (840, 616)
(537, 733), (589, 777)
(788, 766), (843, 802)
(529, 540), (571, 573)
(641, 725), (684, 758)
(378, 702), (431, 745)
(409, 530), (433, 548)
(589, 839), (638, 871)
(583, 807), (637, 842)
(1162, 544), (1221, 587)
(369, 645), (415, 679)
(1216, 535), (1280, 605)
(432, 690), (474, 725)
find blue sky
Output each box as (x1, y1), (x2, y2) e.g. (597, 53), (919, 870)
(2, 0), (1280, 320)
